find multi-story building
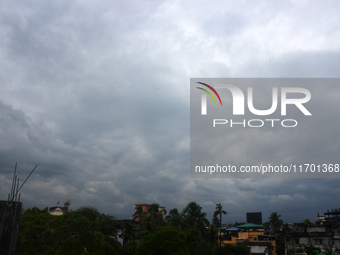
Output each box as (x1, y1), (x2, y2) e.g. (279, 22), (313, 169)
(285, 208), (340, 254)
(222, 224), (276, 255)
(247, 212), (263, 225)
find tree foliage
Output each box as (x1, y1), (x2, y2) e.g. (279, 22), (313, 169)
(269, 212), (283, 231)
(304, 218), (314, 227)
(136, 227), (189, 255)
(120, 222), (136, 245)
(301, 244), (321, 255)
(276, 234), (285, 255)
(133, 203), (165, 237)
(182, 202), (210, 233)
(185, 227), (216, 255)
(217, 244), (250, 255)
(166, 208), (185, 228)
(213, 203), (227, 228)
(16, 207), (121, 255)
(213, 203), (227, 248)
(76, 206), (117, 236)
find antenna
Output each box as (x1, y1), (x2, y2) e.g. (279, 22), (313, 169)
(8, 163), (38, 202)
(64, 199), (71, 207)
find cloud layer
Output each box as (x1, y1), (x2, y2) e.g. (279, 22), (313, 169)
(1, 0), (340, 223)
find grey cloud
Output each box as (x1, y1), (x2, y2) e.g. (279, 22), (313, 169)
(1, 0), (340, 223)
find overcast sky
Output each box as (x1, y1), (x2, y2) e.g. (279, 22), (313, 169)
(1, 0), (340, 224)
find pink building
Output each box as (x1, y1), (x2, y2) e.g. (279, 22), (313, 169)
(134, 204), (165, 221)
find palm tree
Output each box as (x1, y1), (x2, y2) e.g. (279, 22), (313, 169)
(269, 212), (283, 232)
(75, 206), (120, 252)
(166, 208), (188, 229)
(182, 202), (210, 233)
(213, 203), (227, 248)
(133, 205), (145, 221)
(213, 203), (227, 228)
(134, 203), (165, 235)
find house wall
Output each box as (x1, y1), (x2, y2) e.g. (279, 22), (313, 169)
(222, 231), (276, 255)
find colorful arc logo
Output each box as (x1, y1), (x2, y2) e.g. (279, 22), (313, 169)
(196, 82), (222, 108)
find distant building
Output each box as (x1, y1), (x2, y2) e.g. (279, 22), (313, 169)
(222, 228), (276, 255)
(285, 208), (340, 254)
(247, 212), (262, 225)
(324, 208), (340, 223)
(285, 225), (335, 252)
(49, 200), (71, 216)
(134, 204), (166, 222)
(49, 206), (68, 216)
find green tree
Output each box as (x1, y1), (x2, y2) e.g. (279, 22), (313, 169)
(120, 222), (136, 245)
(276, 233), (286, 255)
(213, 203), (227, 228)
(166, 208), (187, 229)
(133, 204), (165, 236)
(133, 205), (145, 221)
(182, 202), (210, 234)
(282, 223), (291, 233)
(213, 203), (227, 248)
(76, 206), (117, 237)
(122, 239), (138, 255)
(302, 244), (321, 255)
(136, 227), (189, 255)
(147, 203), (166, 231)
(217, 244), (250, 255)
(304, 218), (314, 227)
(269, 212), (283, 231)
(185, 227), (216, 255)
(16, 207), (119, 255)
(76, 206), (101, 221)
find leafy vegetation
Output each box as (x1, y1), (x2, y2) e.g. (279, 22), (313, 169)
(136, 226), (189, 255)
(16, 204), (289, 255)
(216, 244), (250, 255)
(268, 212), (283, 231)
(213, 203), (227, 248)
(16, 207), (121, 255)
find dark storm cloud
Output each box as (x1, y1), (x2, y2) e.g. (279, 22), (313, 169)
(1, 0), (340, 222)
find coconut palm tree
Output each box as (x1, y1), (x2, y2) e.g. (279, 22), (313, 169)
(269, 212), (283, 232)
(213, 203), (227, 248)
(213, 203), (227, 228)
(166, 208), (188, 229)
(182, 202), (210, 233)
(214, 203), (228, 247)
